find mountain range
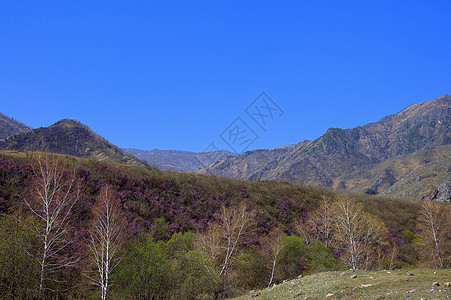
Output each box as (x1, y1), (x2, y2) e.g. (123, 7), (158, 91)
(124, 148), (236, 172)
(0, 94), (449, 201)
(199, 94), (450, 201)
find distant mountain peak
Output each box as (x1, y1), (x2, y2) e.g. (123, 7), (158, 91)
(53, 118), (83, 126)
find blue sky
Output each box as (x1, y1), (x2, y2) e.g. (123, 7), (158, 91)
(1, 1), (450, 152)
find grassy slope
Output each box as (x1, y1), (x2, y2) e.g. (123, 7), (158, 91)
(234, 269), (451, 299)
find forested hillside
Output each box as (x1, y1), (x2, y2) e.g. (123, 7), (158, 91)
(0, 150), (449, 299)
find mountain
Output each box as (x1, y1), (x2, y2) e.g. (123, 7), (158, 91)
(124, 148), (237, 172)
(0, 119), (147, 166)
(200, 95), (451, 201)
(0, 112), (32, 139)
(200, 141), (308, 180)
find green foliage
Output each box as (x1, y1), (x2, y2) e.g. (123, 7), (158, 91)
(400, 229), (417, 243)
(276, 237), (343, 281)
(117, 232), (219, 299)
(0, 214), (41, 298)
(171, 250), (220, 299)
(277, 235), (308, 279)
(382, 254), (415, 270)
(117, 236), (172, 299)
(235, 248), (268, 289)
(151, 217), (172, 242)
(305, 241), (344, 273)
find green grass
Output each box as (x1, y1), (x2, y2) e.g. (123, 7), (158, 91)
(233, 269), (451, 299)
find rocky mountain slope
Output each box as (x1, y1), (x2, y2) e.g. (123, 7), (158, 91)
(0, 119), (147, 166)
(200, 95), (451, 201)
(197, 142), (306, 179)
(124, 148), (236, 172)
(381, 151), (450, 202)
(0, 112), (32, 139)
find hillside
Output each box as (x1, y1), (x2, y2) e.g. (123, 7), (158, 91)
(0, 150), (441, 299)
(0, 112), (32, 139)
(200, 95), (451, 200)
(0, 149), (421, 237)
(0, 119), (147, 166)
(234, 269), (451, 300)
(124, 148), (237, 172)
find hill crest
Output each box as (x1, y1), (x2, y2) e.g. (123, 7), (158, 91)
(0, 118), (146, 167)
(0, 112), (32, 140)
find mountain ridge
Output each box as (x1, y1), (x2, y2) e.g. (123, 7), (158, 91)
(124, 148), (237, 172)
(200, 95), (450, 201)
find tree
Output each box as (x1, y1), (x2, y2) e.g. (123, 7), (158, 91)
(294, 219), (311, 245)
(234, 249), (267, 290)
(0, 214), (41, 298)
(305, 240), (343, 272)
(197, 202), (254, 279)
(118, 233), (219, 299)
(168, 232), (220, 299)
(416, 198), (450, 268)
(264, 228), (286, 288)
(23, 155), (80, 294)
(331, 195), (386, 270)
(118, 236), (172, 299)
(86, 185), (128, 300)
(277, 235), (308, 279)
(307, 195), (334, 247)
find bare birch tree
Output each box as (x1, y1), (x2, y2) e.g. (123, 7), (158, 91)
(197, 202), (254, 279)
(294, 219), (311, 245)
(24, 154), (80, 294)
(197, 222), (222, 272)
(416, 198), (450, 268)
(86, 185), (128, 300)
(309, 195), (334, 247)
(331, 195), (386, 270)
(265, 228), (286, 288)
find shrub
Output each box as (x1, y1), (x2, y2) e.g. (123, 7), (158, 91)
(0, 214), (41, 298)
(117, 237), (172, 299)
(117, 232), (219, 299)
(277, 235), (308, 279)
(305, 240), (344, 272)
(235, 248), (268, 289)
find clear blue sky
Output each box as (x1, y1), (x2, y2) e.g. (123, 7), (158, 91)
(1, 1), (450, 152)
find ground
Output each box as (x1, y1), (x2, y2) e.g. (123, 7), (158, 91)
(233, 269), (451, 299)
